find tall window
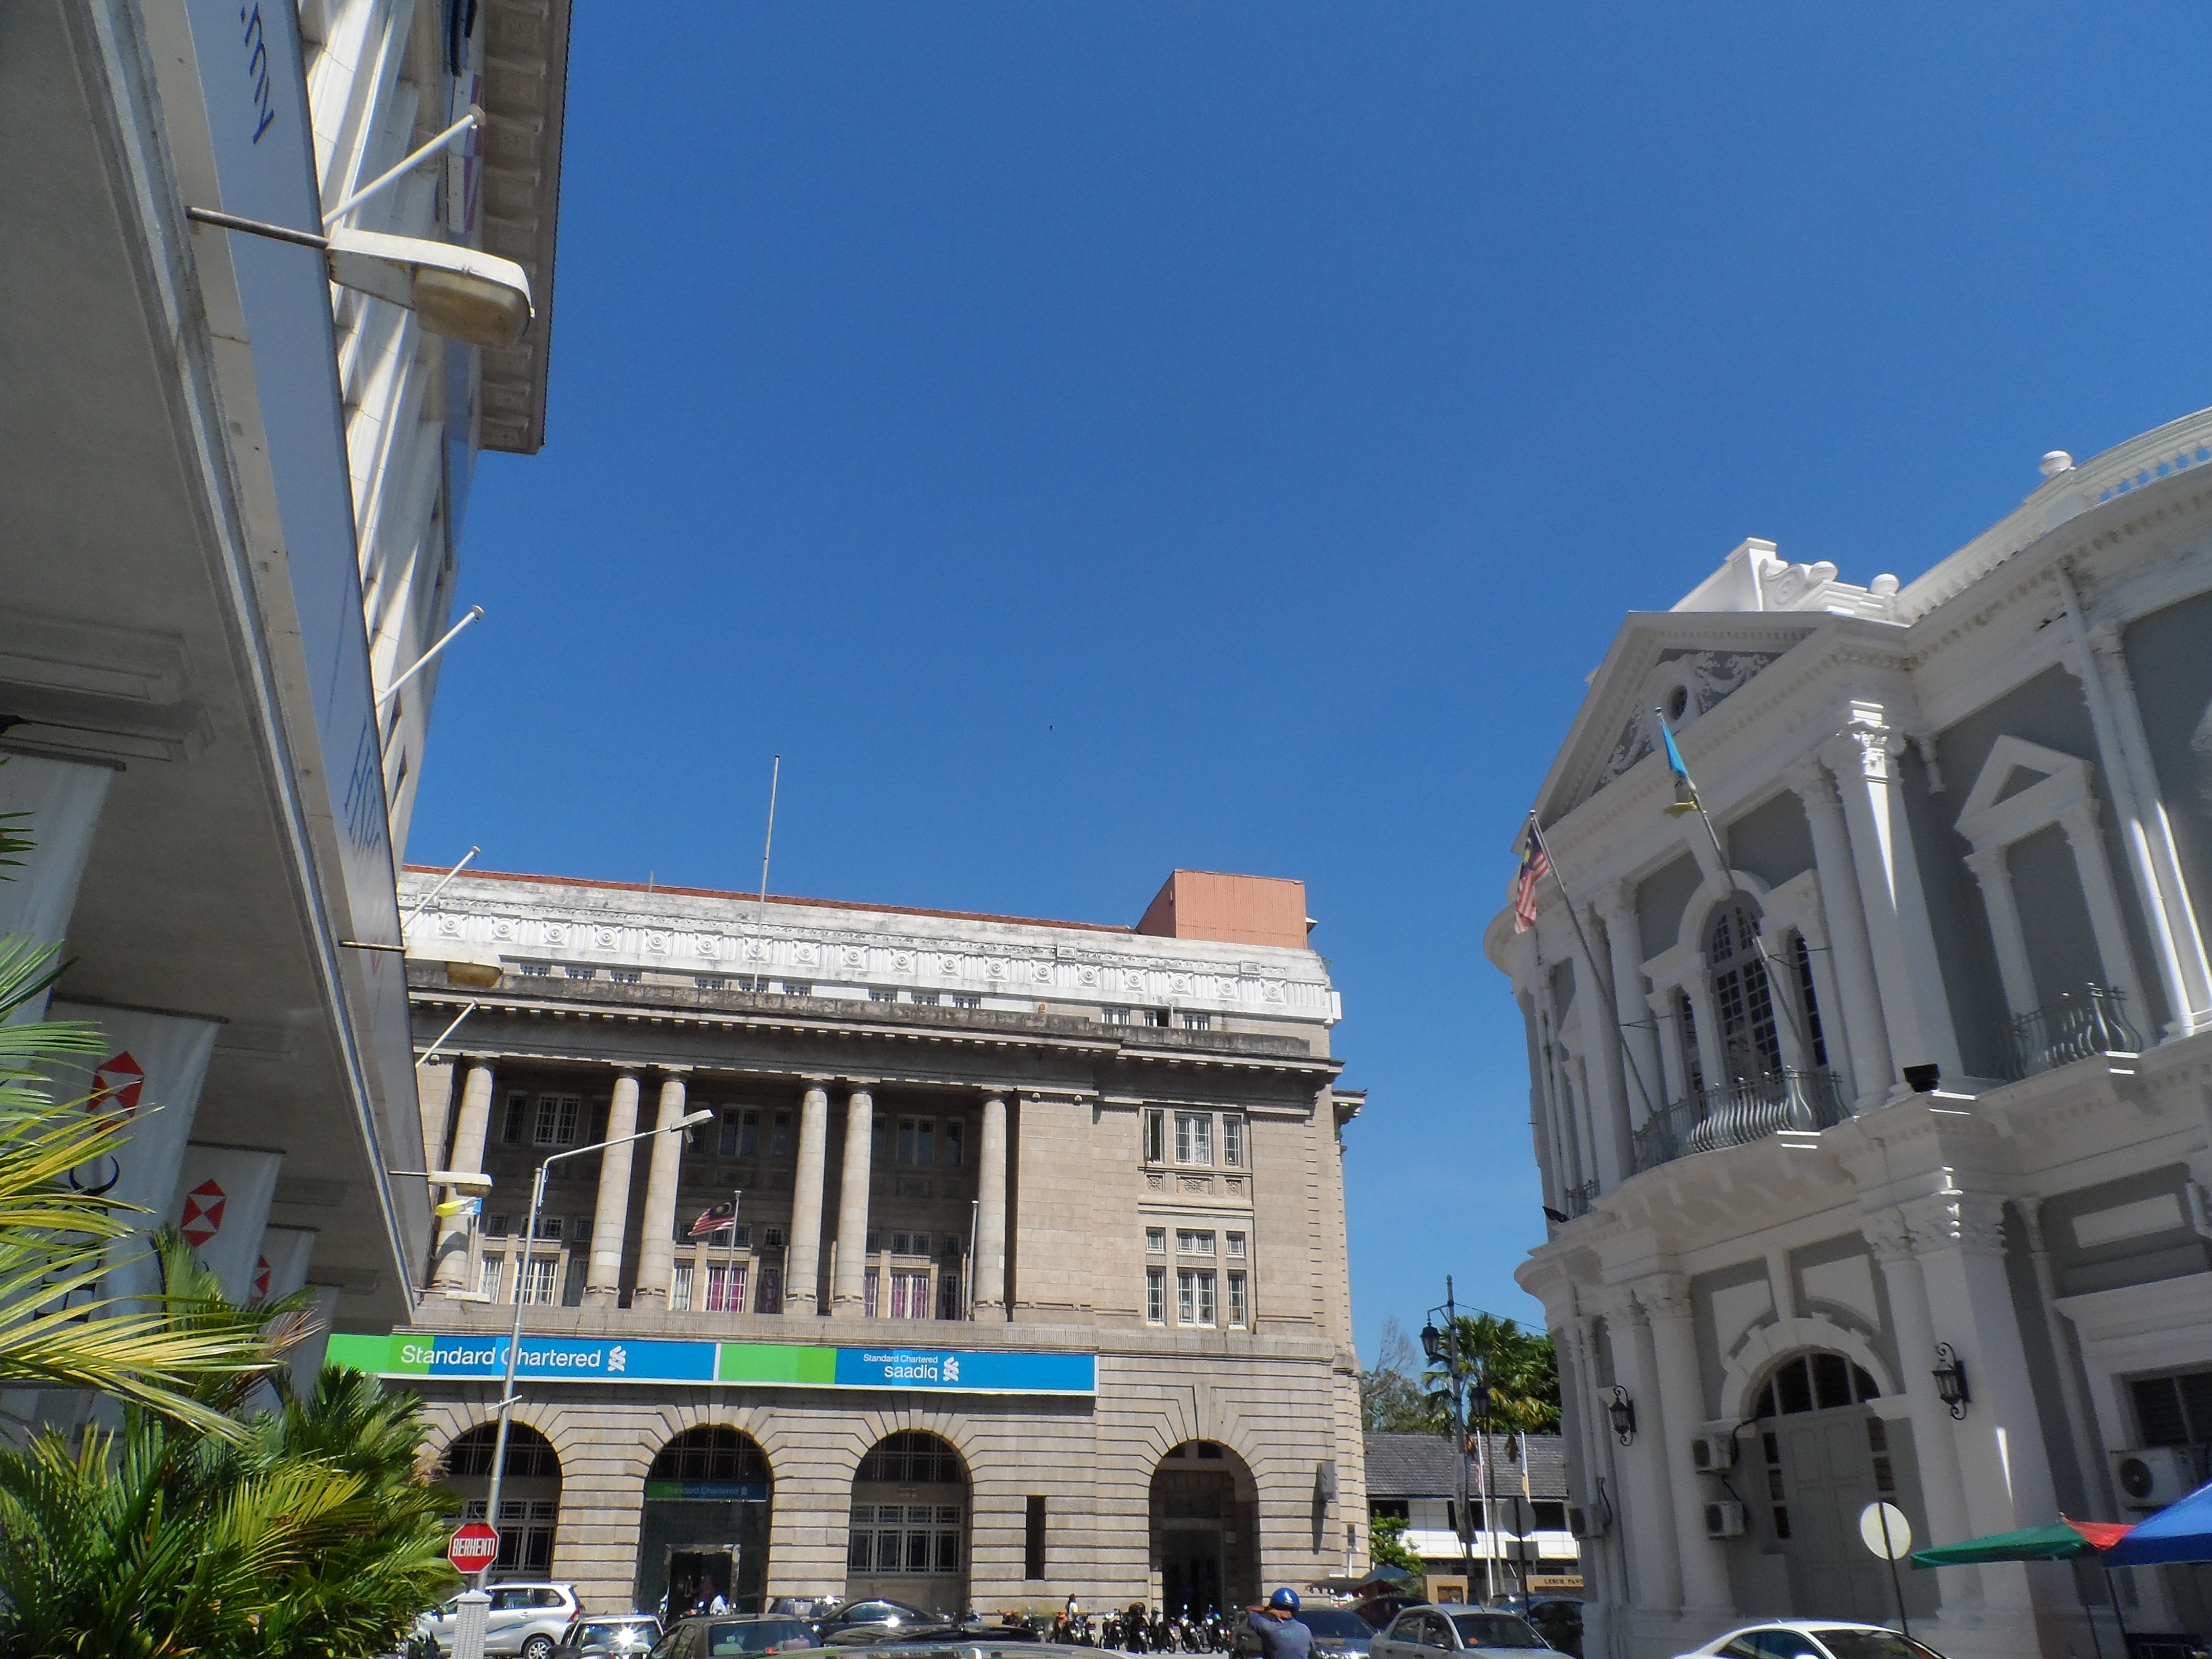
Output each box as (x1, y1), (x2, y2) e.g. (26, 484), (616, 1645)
(671, 1264), (694, 1311)
(479, 1258), (504, 1302)
(1222, 1115), (1244, 1168)
(705, 1262), (748, 1313)
(1794, 935), (1829, 1067)
(1227, 1271), (1248, 1328)
(720, 1109), (760, 1158)
(533, 1094), (581, 1147)
(1708, 905), (1781, 1082)
(1174, 1112), (1213, 1165)
(771, 1111), (793, 1158)
(898, 1119), (935, 1166)
(517, 1255), (559, 1305)
(1143, 1109), (1165, 1163)
(1146, 1268), (1165, 1324)
(889, 1270), (931, 1318)
(500, 1093), (527, 1143)
(943, 1120), (964, 1167)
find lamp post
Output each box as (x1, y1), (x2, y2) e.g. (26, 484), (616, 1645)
(1421, 1278), (1484, 1604)
(460, 1108), (712, 1658)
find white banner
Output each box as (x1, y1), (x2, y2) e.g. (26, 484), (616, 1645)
(46, 1002), (221, 1309)
(289, 1284), (344, 1395)
(165, 1145), (283, 1306)
(0, 757), (114, 1019)
(252, 1225), (317, 1305)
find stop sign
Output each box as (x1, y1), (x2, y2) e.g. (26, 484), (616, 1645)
(448, 1522), (501, 1571)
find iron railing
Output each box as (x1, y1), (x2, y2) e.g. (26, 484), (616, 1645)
(1561, 1179), (1601, 1219)
(1998, 983), (2146, 1081)
(1632, 1068), (1849, 1174)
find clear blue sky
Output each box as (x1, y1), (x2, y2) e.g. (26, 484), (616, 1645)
(409, 4), (2212, 1360)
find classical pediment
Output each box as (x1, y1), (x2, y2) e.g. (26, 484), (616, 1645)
(1538, 614), (1823, 817)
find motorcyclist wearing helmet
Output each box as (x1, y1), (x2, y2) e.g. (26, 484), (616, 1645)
(1247, 1588), (1310, 1659)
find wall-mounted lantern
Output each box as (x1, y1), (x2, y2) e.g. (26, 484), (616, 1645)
(1608, 1385), (1637, 1445)
(1932, 1344), (1970, 1419)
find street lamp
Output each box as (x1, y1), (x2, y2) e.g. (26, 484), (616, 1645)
(471, 1110), (712, 1596)
(1422, 1279), (1483, 1604)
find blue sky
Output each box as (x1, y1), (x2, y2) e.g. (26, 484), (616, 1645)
(410, 4), (2212, 1359)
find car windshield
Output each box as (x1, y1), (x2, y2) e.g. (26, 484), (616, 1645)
(709, 1620), (816, 1655)
(576, 1623), (658, 1649)
(1447, 1613), (1547, 1650)
(1295, 1611), (1372, 1639)
(1816, 1634), (1945, 1659)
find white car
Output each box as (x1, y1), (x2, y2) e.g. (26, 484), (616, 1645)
(416, 1583), (584, 1659)
(1674, 1622), (1946, 1659)
(1368, 1604), (1572, 1656)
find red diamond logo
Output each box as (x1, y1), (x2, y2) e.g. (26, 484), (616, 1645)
(180, 1178), (226, 1247)
(88, 1052), (144, 1118)
(252, 1256), (271, 1301)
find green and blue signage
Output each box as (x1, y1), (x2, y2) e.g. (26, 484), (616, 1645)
(327, 1333), (1096, 1397)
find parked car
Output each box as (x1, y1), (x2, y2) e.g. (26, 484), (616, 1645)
(1520, 1601), (1581, 1658)
(813, 1601), (931, 1641)
(1369, 1604), (1568, 1656)
(1350, 1596), (1424, 1633)
(1672, 1624), (1948, 1659)
(648, 1614), (820, 1658)
(556, 1614), (663, 1656)
(416, 1583), (585, 1659)
(1232, 1607), (1379, 1659)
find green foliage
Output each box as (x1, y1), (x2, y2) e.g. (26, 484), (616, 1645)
(1368, 1512), (1425, 1575)
(1422, 1312), (1561, 1441)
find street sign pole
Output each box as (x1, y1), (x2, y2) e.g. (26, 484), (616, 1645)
(1859, 1501), (1915, 1644)
(448, 1521), (503, 1659)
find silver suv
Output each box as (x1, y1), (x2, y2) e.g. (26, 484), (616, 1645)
(417, 1583), (584, 1659)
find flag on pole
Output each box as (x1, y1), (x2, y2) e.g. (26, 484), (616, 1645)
(1658, 712), (1703, 818)
(689, 1199), (738, 1239)
(1511, 825), (1548, 934)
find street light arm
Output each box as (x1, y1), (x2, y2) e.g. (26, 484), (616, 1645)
(477, 1107), (712, 1577)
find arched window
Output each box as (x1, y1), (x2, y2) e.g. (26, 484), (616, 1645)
(443, 1423), (561, 1573)
(649, 1426), (770, 1485)
(1753, 1351), (1880, 1417)
(1708, 904), (1781, 1082)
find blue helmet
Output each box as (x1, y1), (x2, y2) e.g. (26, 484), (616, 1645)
(1268, 1589), (1301, 1613)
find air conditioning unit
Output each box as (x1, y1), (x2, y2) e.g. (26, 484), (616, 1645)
(1568, 1504), (1609, 1540)
(2112, 1447), (2198, 1509)
(1691, 1431), (1739, 1472)
(1704, 1500), (1747, 1539)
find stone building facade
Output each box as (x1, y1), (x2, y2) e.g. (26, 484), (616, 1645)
(1491, 411), (2212, 1659)
(344, 867), (1368, 1615)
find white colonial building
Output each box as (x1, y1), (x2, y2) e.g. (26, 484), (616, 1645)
(1490, 411), (2212, 1659)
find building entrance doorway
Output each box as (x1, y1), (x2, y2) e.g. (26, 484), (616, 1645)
(1752, 1352), (1934, 1625)
(846, 1431), (970, 1618)
(1150, 1441), (1258, 1617)
(636, 1428), (772, 1615)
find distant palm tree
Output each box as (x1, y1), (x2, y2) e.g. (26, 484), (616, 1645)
(1422, 1312), (1561, 1448)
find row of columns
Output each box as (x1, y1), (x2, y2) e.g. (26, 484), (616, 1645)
(428, 1061), (1014, 1317)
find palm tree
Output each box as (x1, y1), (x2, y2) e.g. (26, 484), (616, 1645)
(0, 1240), (461, 1658)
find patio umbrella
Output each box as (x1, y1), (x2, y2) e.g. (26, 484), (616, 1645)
(2106, 1479), (2212, 1567)
(1910, 1519), (2133, 1659)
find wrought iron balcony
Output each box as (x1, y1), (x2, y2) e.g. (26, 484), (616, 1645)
(1998, 983), (2146, 1081)
(1631, 1068), (1849, 1174)
(1561, 1179), (1601, 1219)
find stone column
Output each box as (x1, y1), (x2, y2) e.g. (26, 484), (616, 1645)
(1964, 848), (2039, 1021)
(2017, 1197), (2114, 1515)
(1907, 1190), (2058, 1618)
(1641, 1275), (1731, 1614)
(1789, 755), (1894, 1106)
(1571, 917), (1634, 1192)
(583, 1072), (641, 1305)
(2059, 799), (2147, 1008)
(1600, 1287), (1680, 1612)
(1864, 1209), (1981, 1611)
(975, 1092), (1009, 1314)
(631, 1072), (689, 1308)
(830, 1084), (875, 1318)
(1683, 973), (1725, 1090)
(2079, 619), (2212, 1032)
(1596, 883), (1663, 1129)
(1819, 705), (1963, 1083)
(785, 1081), (831, 1316)
(1649, 987), (1688, 1105)
(1756, 925), (1815, 1071)
(432, 1060), (495, 1292)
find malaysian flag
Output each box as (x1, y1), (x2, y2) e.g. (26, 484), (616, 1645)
(689, 1199), (738, 1239)
(1511, 826), (1548, 934)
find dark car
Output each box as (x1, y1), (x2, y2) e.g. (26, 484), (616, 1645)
(647, 1615), (819, 1659)
(1521, 1601), (1581, 1659)
(1370, 1605), (1568, 1657)
(557, 1617), (663, 1657)
(813, 1602), (932, 1642)
(1233, 1607), (1378, 1659)
(1351, 1597), (1424, 1634)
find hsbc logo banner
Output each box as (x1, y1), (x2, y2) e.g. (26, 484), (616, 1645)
(254, 1225), (317, 1306)
(164, 1145), (283, 1305)
(48, 1003), (222, 1309)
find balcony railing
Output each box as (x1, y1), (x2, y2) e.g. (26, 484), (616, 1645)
(1998, 983), (2147, 1081)
(1561, 1179), (1601, 1219)
(1632, 1068), (1849, 1174)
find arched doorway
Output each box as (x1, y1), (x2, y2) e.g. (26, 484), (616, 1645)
(1150, 1440), (1259, 1618)
(1750, 1351), (1934, 1625)
(636, 1427), (773, 1617)
(444, 1423), (563, 1573)
(846, 1430), (970, 1617)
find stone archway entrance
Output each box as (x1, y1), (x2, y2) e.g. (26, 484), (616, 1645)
(1751, 1351), (1934, 1625)
(846, 1431), (970, 1617)
(636, 1427), (773, 1616)
(444, 1423), (563, 1573)
(1150, 1440), (1259, 1618)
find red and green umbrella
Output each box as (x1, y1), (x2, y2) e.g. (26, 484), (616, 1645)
(1909, 1518), (2134, 1657)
